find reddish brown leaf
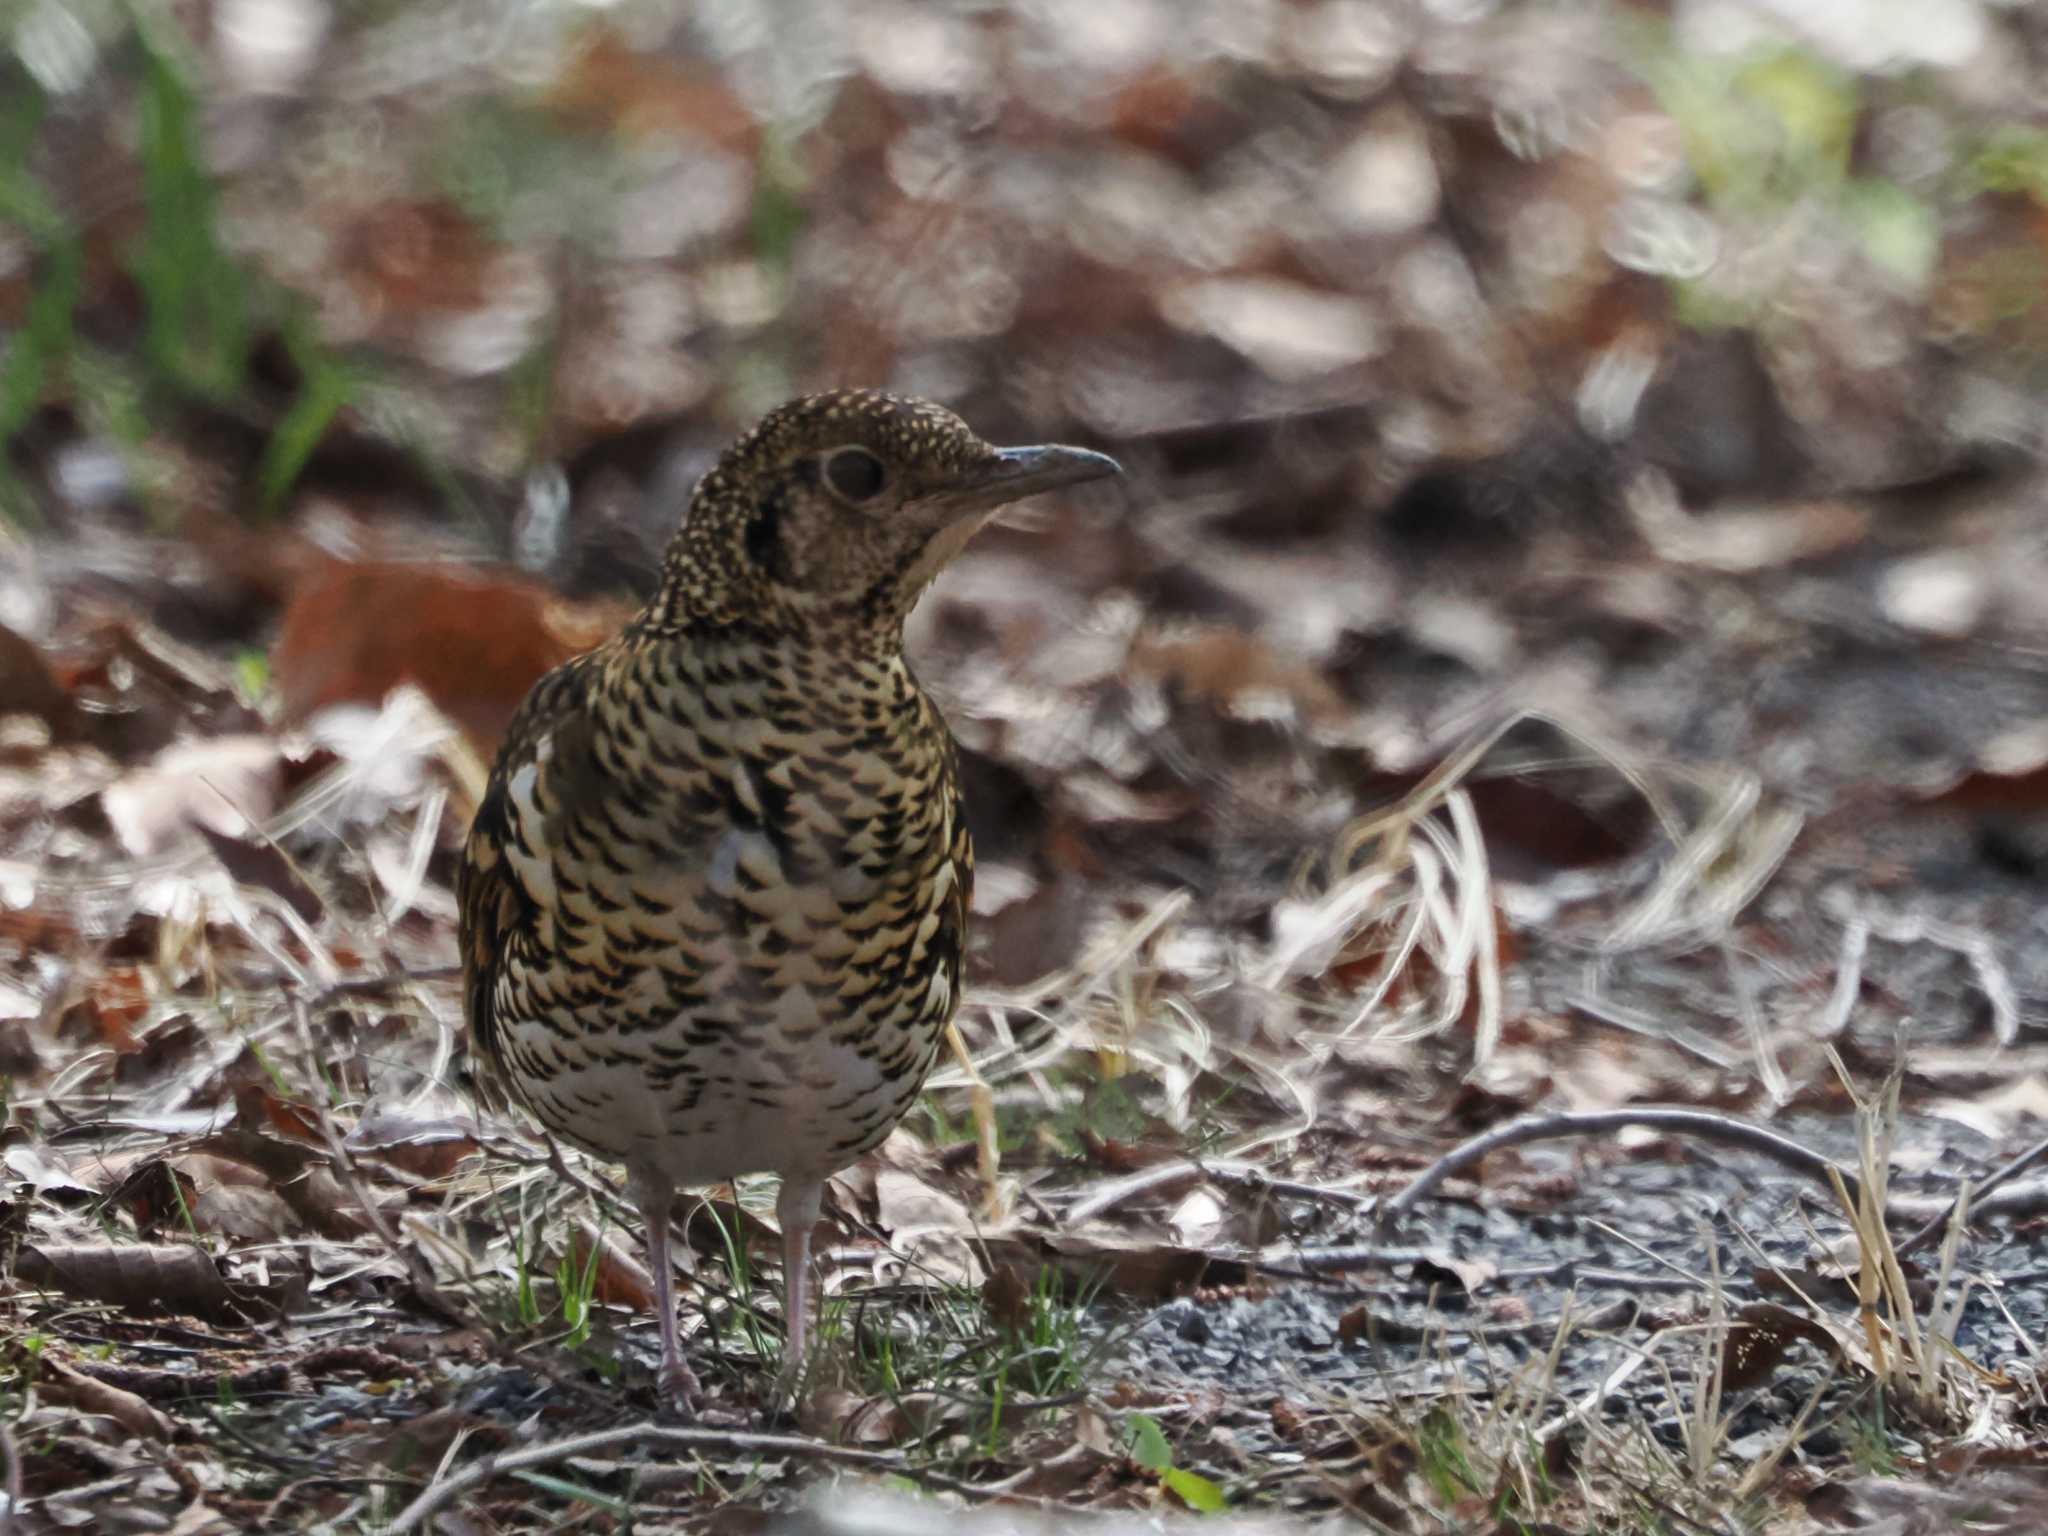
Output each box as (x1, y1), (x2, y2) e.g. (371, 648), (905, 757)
(0, 621), (74, 736)
(273, 559), (631, 754)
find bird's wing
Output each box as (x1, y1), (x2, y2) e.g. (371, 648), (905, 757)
(456, 651), (609, 1109)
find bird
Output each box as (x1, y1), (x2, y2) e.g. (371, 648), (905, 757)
(456, 390), (1119, 1408)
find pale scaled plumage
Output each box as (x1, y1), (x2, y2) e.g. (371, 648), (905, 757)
(457, 391), (1119, 1407)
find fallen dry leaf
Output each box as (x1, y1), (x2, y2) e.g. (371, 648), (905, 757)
(100, 734), (284, 857)
(41, 1358), (178, 1442)
(0, 621), (74, 736)
(273, 559), (631, 754)
(564, 1217), (660, 1313)
(109, 1152), (299, 1243)
(165, 1499), (236, 1536)
(17, 1242), (246, 1322)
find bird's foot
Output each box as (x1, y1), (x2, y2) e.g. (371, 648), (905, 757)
(655, 1358), (703, 1420)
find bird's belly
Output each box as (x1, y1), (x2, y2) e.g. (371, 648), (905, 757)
(502, 1009), (942, 1187)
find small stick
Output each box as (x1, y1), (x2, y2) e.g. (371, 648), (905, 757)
(385, 1421), (980, 1532)
(1376, 1108), (1866, 1227)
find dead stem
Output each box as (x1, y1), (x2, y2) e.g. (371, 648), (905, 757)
(1376, 1107), (1867, 1226)
(384, 1422), (996, 1532)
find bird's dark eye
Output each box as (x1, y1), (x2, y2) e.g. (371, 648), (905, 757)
(823, 447), (887, 503)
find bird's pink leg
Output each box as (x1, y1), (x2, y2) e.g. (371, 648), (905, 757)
(635, 1179), (700, 1411)
(774, 1176), (824, 1397)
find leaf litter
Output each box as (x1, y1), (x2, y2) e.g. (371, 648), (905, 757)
(6, 2), (2048, 1533)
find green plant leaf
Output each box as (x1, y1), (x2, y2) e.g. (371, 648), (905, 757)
(1844, 180), (1939, 292)
(1128, 1413), (1172, 1473)
(258, 333), (355, 515)
(132, 31), (249, 399)
(1163, 1467), (1228, 1513)
(1971, 125), (2048, 202)
(513, 1471), (630, 1514)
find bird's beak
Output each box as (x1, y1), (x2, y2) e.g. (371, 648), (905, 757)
(934, 443), (1122, 520)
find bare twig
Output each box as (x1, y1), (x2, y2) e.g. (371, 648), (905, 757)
(1376, 1108), (1866, 1228)
(1896, 1131), (2048, 1261)
(385, 1421), (988, 1532)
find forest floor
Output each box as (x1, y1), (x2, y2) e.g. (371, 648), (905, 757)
(7, 2), (2048, 1532)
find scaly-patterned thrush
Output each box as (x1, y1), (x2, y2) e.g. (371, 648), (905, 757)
(457, 391), (1118, 1405)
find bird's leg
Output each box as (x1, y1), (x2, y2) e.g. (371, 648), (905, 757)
(633, 1177), (700, 1411)
(773, 1175), (824, 1399)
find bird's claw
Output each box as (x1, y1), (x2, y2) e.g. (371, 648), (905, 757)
(656, 1359), (703, 1419)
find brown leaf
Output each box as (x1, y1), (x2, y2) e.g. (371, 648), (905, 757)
(193, 1128), (375, 1241)
(273, 559), (631, 755)
(564, 1218), (659, 1313)
(239, 1085), (326, 1148)
(338, 199), (496, 319)
(1722, 1302), (1845, 1394)
(799, 1387), (915, 1445)
(17, 1242), (245, 1322)
(194, 822), (325, 922)
(1127, 623), (1350, 731)
(1042, 1234), (1210, 1299)
(675, 1189), (778, 1258)
(873, 1165), (976, 1239)
(166, 1499), (235, 1536)
(981, 1262), (1032, 1333)
(545, 29), (758, 151)
(41, 1358), (178, 1442)
(345, 1103), (481, 1181)
(1542, 1427), (1580, 1484)
(1270, 1397), (1310, 1439)
(110, 1153), (296, 1243)
(1338, 1304), (1429, 1347)
(1410, 1251), (1498, 1297)
(0, 621), (74, 736)
(354, 1407), (510, 1470)
(79, 966), (151, 1053)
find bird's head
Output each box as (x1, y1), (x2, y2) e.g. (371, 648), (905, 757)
(651, 391), (1119, 642)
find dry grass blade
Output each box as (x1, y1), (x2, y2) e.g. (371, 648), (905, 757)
(1823, 1050), (2000, 1432)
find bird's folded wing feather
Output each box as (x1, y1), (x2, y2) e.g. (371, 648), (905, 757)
(457, 653), (610, 1107)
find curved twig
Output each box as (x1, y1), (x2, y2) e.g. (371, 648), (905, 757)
(1376, 1108), (1866, 1228)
